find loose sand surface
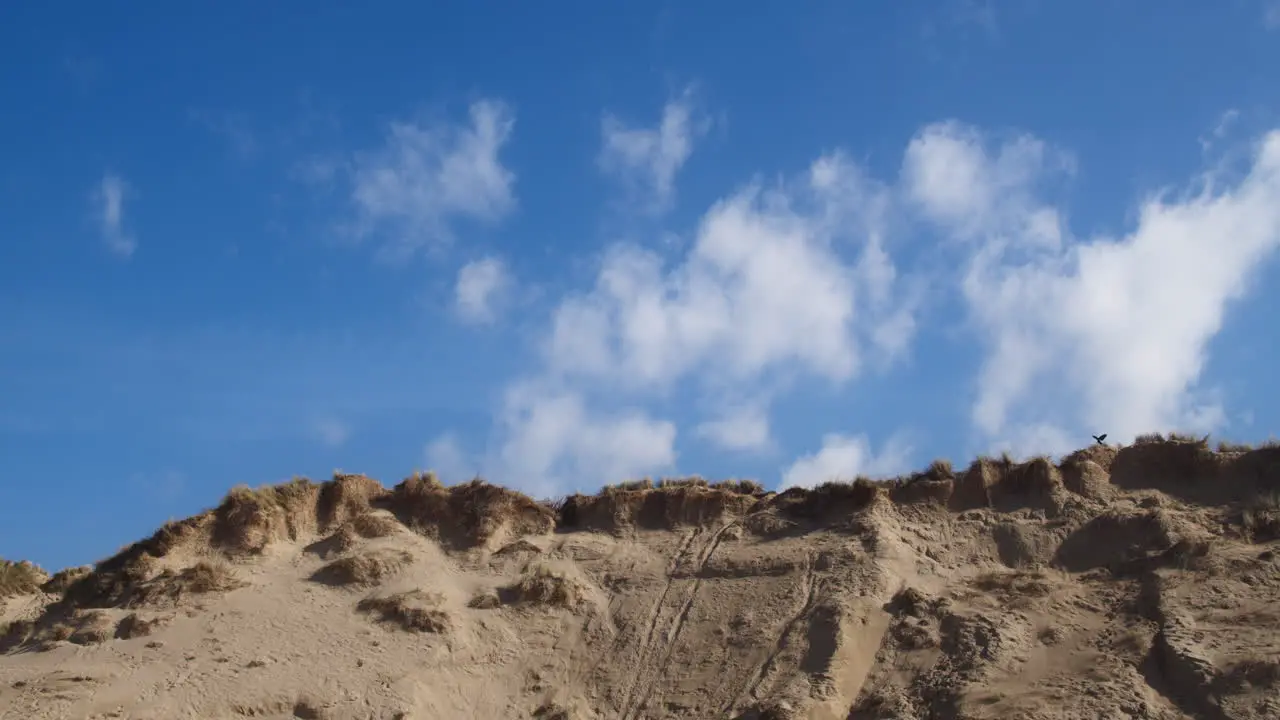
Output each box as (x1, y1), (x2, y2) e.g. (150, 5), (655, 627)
(2, 439), (1278, 719)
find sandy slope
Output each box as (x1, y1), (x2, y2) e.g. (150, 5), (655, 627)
(1, 439), (1278, 720)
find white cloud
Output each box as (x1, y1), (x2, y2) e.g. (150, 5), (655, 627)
(189, 109), (256, 160)
(1266, 1), (1280, 28)
(695, 404), (772, 452)
(424, 432), (474, 482)
(599, 92), (703, 213)
(906, 122), (1280, 451)
(1200, 109), (1240, 154)
(547, 153), (910, 391)
(495, 382), (676, 497)
(903, 121), (1072, 242)
(491, 149), (915, 493)
(313, 417), (350, 448)
(454, 256), (510, 325)
(90, 174), (136, 257)
(349, 99), (515, 259)
(781, 433), (913, 490)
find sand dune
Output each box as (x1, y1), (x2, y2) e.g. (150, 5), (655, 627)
(2, 436), (1278, 719)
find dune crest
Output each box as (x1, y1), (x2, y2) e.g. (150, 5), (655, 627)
(2, 438), (1279, 719)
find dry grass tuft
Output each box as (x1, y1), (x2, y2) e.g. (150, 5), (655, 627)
(41, 566), (92, 596)
(114, 612), (169, 639)
(311, 550), (413, 587)
(559, 479), (761, 531)
(0, 619), (34, 652)
(347, 512), (399, 539)
(657, 476), (709, 489)
(468, 589), (501, 609)
(710, 479), (766, 495)
(66, 610), (115, 645)
(949, 455), (1064, 512)
(775, 478), (883, 520)
(1241, 492), (1280, 543)
(889, 460), (958, 506)
(506, 561), (594, 609)
(356, 589), (450, 633)
(972, 570), (1055, 599)
(212, 478), (320, 555)
(604, 478), (655, 493)
(0, 559), (48, 598)
(317, 473), (389, 530)
(920, 459), (955, 481)
(131, 560), (242, 607)
(389, 476), (554, 549)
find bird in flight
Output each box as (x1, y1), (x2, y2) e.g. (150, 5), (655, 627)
(1092, 434), (1107, 445)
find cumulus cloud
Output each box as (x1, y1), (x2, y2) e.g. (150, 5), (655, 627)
(547, 154), (910, 391)
(454, 256), (510, 325)
(495, 382), (676, 497)
(490, 148), (914, 492)
(906, 121), (1280, 451)
(599, 92), (703, 213)
(349, 99), (515, 259)
(90, 173), (136, 257)
(781, 433), (913, 489)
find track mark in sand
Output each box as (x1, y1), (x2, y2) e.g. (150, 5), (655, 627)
(623, 520), (740, 720)
(722, 553), (821, 716)
(612, 528), (700, 716)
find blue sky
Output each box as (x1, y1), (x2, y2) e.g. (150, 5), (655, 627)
(4, 1), (1280, 570)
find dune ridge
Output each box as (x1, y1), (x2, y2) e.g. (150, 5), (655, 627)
(2, 435), (1278, 719)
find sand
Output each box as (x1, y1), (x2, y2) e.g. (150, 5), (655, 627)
(1, 438), (1278, 719)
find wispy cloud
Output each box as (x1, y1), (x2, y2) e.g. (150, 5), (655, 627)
(424, 432), (476, 482)
(90, 173), (136, 258)
(454, 256), (511, 325)
(1199, 109), (1240, 154)
(189, 109), (257, 161)
(313, 417), (350, 448)
(598, 90), (706, 214)
(1266, 0), (1280, 29)
(348, 99), (516, 260)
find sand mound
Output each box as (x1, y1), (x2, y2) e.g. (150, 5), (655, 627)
(558, 478), (762, 533)
(1241, 493), (1280, 542)
(356, 589), (450, 633)
(213, 479), (321, 555)
(347, 511), (399, 539)
(3, 438), (1280, 719)
(1053, 507), (1200, 573)
(388, 474), (555, 549)
(317, 473), (389, 530)
(503, 560), (598, 610)
(40, 565), (91, 596)
(0, 559), (47, 598)
(114, 611), (171, 639)
(310, 549), (413, 587)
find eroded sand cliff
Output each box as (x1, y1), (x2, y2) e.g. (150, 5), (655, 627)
(2, 437), (1278, 719)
